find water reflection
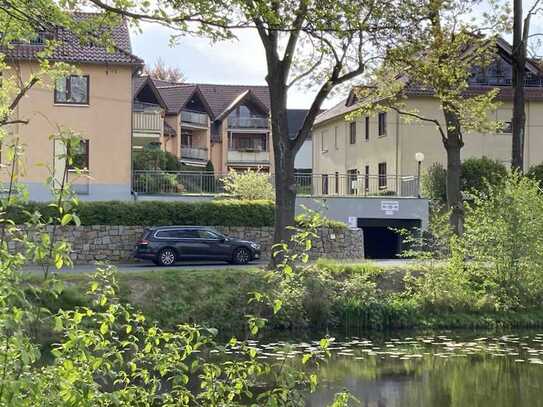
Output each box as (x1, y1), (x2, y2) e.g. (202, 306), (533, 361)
(303, 332), (543, 407)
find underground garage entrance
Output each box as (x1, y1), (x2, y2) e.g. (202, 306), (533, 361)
(357, 218), (422, 259)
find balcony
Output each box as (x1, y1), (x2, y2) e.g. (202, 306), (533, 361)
(227, 150), (270, 163)
(133, 111), (163, 134)
(181, 146), (208, 161)
(181, 110), (208, 127)
(228, 117), (269, 129)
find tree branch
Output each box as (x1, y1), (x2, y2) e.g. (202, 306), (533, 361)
(390, 106), (447, 143)
(0, 77), (40, 127)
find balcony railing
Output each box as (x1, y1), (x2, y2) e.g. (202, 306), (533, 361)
(132, 171), (421, 197)
(133, 111), (163, 133)
(181, 110), (208, 126)
(181, 146), (208, 161)
(228, 117), (269, 129)
(227, 150), (270, 163)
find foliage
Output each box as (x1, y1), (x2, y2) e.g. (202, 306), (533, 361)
(132, 149), (181, 171)
(221, 170), (275, 201)
(8, 200), (275, 227)
(422, 163), (448, 203)
(526, 162), (543, 186)
(461, 174), (543, 309)
(461, 157), (507, 196)
(422, 158), (508, 204)
(205, 160), (214, 173)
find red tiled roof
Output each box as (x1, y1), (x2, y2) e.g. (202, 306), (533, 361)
(1, 12), (143, 66)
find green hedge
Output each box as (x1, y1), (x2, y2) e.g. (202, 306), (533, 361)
(9, 200), (275, 227)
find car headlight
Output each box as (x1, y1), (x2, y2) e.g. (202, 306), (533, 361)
(250, 243), (260, 249)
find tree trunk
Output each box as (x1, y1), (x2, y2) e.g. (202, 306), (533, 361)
(511, 0), (526, 172)
(443, 109), (464, 235)
(266, 75), (298, 264)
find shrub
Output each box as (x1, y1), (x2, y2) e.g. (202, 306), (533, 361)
(461, 156), (507, 196)
(422, 157), (507, 204)
(132, 150), (180, 171)
(461, 174), (543, 309)
(422, 163), (447, 203)
(10, 200), (275, 227)
(221, 169), (275, 201)
(526, 163), (543, 186)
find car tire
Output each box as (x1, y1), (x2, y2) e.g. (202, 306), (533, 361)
(157, 248), (176, 266)
(232, 247), (251, 265)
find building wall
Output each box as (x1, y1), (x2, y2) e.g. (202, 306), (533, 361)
(163, 114), (180, 158)
(313, 96), (543, 179)
(6, 61), (133, 200)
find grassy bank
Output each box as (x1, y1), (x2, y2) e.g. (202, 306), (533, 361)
(28, 261), (543, 338)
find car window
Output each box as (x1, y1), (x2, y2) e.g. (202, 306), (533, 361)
(197, 230), (221, 239)
(155, 230), (178, 239)
(176, 230), (200, 239)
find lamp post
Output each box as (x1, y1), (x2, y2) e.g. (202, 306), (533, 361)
(415, 152), (425, 198)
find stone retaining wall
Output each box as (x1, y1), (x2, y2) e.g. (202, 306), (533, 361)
(10, 225), (364, 264)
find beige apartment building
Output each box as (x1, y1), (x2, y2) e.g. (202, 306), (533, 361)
(313, 39), (543, 196)
(2, 13), (143, 200)
(133, 78), (274, 173)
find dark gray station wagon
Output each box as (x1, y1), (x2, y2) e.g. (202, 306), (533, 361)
(134, 226), (261, 266)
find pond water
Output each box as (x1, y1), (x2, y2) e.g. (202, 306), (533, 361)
(253, 330), (543, 406)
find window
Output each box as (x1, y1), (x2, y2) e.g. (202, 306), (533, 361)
(378, 162), (387, 189)
(364, 165), (370, 192)
(349, 122), (357, 144)
(322, 174), (329, 195)
(181, 129), (193, 147)
(335, 172), (339, 194)
(334, 126), (339, 149)
(55, 75), (89, 104)
(347, 169), (358, 195)
(321, 130), (328, 152)
(197, 230), (223, 239)
(68, 139), (89, 170)
(378, 112), (386, 136)
(365, 117), (370, 141)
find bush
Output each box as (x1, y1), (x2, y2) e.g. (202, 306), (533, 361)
(526, 163), (543, 186)
(461, 156), (507, 196)
(132, 150), (180, 171)
(422, 157), (507, 203)
(422, 163), (447, 203)
(10, 200), (275, 227)
(221, 169), (275, 201)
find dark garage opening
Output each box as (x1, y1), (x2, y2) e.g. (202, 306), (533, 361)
(357, 218), (421, 259)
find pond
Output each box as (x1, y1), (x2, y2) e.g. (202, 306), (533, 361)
(253, 330), (543, 406)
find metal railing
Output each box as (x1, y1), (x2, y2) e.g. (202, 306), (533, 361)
(181, 146), (208, 161)
(133, 111), (163, 133)
(227, 150), (270, 163)
(132, 171), (421, 197)
(228, 117), (269, 129)
(181, 110), (208, 126)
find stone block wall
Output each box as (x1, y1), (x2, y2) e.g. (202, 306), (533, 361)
(11, 225), (364, 264)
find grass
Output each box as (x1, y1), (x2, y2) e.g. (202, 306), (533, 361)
(26, 261), (543, 338)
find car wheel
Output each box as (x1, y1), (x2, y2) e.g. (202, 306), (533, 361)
(157, 248), (176, 266)
(232, 247), (251, 265)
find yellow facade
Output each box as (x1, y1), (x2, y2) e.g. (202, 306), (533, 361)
(5, 61), (134, 199)
(313, 96), (543, 178)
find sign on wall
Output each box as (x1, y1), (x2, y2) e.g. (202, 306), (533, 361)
(381, 200), (400, 215)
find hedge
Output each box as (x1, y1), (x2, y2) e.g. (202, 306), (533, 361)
(8, 200), (275, 227)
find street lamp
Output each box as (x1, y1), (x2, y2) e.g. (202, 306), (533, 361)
(415, 152), (425, 198)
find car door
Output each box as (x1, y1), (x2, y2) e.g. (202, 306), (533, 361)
(173, 229), (208, 259)
(196, 230), (232, 259)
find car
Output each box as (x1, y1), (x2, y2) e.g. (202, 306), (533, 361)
(134, 226), (261, 266)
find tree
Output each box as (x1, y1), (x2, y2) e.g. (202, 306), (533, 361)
(143, 57), (186, 82)
(511, 0), (541, 172)
(350, 0), (505, 235)
(84, 0), (424, 260)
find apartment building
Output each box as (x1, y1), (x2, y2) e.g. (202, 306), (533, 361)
(133, 78), (274, 173)
(2, 13), (143, 200)
(313, 39), (543, 195)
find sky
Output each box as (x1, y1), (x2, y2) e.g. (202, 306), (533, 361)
(130, 24), (341, 109)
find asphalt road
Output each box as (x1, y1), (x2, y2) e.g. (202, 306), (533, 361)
(24, 258), (414, 274)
